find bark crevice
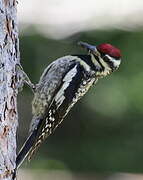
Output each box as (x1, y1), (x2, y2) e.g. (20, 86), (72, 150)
(0, 0), (19, 179)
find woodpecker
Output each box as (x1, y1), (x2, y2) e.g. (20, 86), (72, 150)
(16, 42), (121, 169)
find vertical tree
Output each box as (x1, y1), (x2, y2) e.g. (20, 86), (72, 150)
(0, 0), (19, 179)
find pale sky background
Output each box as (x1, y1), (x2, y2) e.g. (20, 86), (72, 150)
(18, 0), (143, 39)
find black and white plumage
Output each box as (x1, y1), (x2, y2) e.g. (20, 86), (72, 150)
(16, 42), (121, 169)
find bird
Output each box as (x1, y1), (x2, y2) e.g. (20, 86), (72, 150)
(16, 41), (121, 169)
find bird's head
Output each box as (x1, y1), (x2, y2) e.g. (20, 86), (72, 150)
(78, 41), (121, 75)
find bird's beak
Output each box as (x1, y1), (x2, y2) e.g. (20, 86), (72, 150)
(78, 41), (96, 52)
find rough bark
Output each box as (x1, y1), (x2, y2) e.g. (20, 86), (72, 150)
(0, 0), (19, 179)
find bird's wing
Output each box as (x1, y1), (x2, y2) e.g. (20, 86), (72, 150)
(28, 63), (86, 160)
(16, 56), (82, 167)
(30, 56), (77, 132)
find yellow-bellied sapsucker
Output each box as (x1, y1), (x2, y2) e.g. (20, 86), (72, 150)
(16, 42), (121, 168)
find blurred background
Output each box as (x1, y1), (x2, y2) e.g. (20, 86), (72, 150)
(17, 0), (143, 179)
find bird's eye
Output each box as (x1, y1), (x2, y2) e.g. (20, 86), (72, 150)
(103, 55), (110, 62)
(103, 55), (115, 69)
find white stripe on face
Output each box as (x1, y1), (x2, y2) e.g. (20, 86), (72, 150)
(105, 55), (121, 68)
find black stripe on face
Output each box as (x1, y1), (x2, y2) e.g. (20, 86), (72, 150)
(102, 55), (115, 71)
(93, 54), (105, 71)
(73, 55), (98, 71)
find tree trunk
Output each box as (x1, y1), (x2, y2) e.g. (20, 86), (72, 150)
(0, 0), (19, 179)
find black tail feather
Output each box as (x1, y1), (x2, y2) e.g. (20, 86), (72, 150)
(16, 130), (37, 169)
(12, 130), (38, 180)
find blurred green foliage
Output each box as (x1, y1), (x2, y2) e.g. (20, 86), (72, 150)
(18, 28), (143, 173)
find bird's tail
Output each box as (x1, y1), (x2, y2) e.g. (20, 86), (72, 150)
(16, 130), (38, 169)
(12, 130), (38, 180)
(16, 116), (44, 169)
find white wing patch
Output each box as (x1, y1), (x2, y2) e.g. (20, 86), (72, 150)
(55, 65), (78, 108)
